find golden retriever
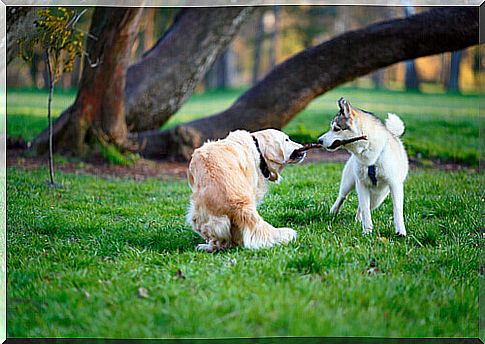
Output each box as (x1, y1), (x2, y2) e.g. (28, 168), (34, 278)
(186, 129), (305, 252)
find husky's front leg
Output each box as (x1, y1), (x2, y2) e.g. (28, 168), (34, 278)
(330, 161), (354, 215)
(389, 181), (406, 236)
(355, 181), (372, 234)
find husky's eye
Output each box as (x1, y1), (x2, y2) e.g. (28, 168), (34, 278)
(285, 138), (289, 142)
(333, 127), (341, 132)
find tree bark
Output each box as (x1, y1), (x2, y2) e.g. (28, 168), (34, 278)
(269, 6), (280, 69)
(403, 6), (420, 91)
(124, 7), (254, 132)
(32, 7), (143, 155)
(447, 50), (463, 93)
(405, 60), (420, 91)
(252, 9), (265, 85)
(7, 6), (41, 65)
(133, 7), (479, 161)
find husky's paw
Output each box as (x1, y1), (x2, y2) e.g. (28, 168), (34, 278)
(362, 227), (373, 235)
(276, 227), (297, 243)
(355, 208), (362, 222)
(395, 227), (407, 237)
(329, 205), (339, 215)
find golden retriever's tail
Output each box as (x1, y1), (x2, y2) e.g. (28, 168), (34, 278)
(236, 208), (296, 249)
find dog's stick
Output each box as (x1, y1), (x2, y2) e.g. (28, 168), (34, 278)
(292, 143), (323, 155)
(327, 135), (367, 150)
(336, 135), (368, 146)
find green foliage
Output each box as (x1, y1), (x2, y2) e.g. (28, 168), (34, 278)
(18, 7), (85, 82)
(7, 165), (482, 337)
(99, 143), (139, 166)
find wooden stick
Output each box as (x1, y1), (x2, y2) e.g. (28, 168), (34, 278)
(327, 135), (367, 149)
(292, 143), (323, 155)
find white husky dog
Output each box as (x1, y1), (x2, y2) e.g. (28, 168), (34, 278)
(318, 97), (409, 236)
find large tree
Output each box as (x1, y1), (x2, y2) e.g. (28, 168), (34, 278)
(130, 7), (478, 160)
(31, 6), (253, 154)
(32, 7), (144, 155)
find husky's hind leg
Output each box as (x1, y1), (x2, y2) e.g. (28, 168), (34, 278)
(389, 182), (406, 236)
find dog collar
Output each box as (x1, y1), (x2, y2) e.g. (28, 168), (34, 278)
(368, 165), (377, 186)
(252, 136), (271, 179)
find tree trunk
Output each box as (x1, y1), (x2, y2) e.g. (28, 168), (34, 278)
(124, 7), (254, 132)
(403, 6), (420, 91)
(28, 52), (40, 88)
(269, 6), (280, 69)
(215, 49), (229, 89)
(32, 7), (143, 155)
(133, 7), (478, 161)
(371, 69), (384, 89)
(6, 6), (40, 65)
(404, 60), (420, 90)
(252, 9), (265, 85)
(447, 50), (463, 93)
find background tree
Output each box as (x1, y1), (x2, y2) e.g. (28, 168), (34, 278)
(447, 51), (463, 93)
(268, 6), (281, 69)
(7, 6), (40, 65)
(251, 8), (265, 85)
(403, 6), (420, 91)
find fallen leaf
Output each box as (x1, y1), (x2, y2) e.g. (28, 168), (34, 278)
(175, 269), (186, 280)
(138, 287), (149, 298)
(378, 237), (389, 244)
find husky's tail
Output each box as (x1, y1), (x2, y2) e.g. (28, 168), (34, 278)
(385, 113), (405, 137)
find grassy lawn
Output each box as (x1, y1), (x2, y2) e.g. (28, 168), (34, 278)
(6, 86), (483, 338)
(7, 87), (482, 166)
(7, 165), (482, 338)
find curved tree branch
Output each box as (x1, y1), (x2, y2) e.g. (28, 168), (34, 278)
(124, 6), (254, 132)
(134, 6), (479, 160)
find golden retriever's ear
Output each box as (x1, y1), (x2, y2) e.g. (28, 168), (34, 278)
(257, 132), (286, 164)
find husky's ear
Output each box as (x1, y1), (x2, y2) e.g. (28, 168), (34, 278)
(338, 97), (353, 120)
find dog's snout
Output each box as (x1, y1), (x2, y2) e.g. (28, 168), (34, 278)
(317, 137), (324, 145)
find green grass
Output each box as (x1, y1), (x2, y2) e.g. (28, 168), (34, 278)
(6, 87), (482, 166)
(7, 165), (483, 338)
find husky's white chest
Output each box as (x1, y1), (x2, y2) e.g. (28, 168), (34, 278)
(353, 160), (388, 188)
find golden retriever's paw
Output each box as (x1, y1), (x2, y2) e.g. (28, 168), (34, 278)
(196, 240), (230, 253)
(276, 227), (297, 244)
(196, 243), (215, 252)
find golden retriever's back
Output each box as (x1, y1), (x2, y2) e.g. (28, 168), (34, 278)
(188, 134), (257, 215)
